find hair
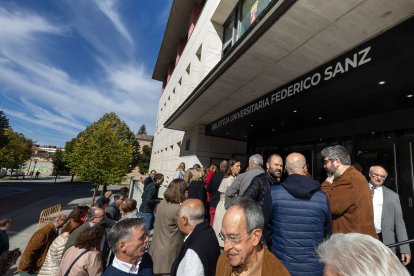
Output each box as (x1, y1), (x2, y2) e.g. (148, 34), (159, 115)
(51, 213), (67, 223)
(321, 145), (351, 165)
(317, 233), (410, 276)
(164, 179), (187, 204)
(178, 201), (205, 227)
(87, 207), (104, 221)
(154, 173), (164, 182)
(192, 164), (201, 169)
(191, 168), (205, 181)
(266, 154), (282, 163)
(68, 206), (90, 220)
(119, 187), (129, 197)
(229, 198), (264, 231)
(120, 198), (137, 213)
(75, 224), (105, 251)
(220, 160), (228, 172)
(249, 154), (263, 167)
(149, 170), (156, 174)
(114, 193), (125, 201)
(108, 218), (145, 254)
(369, 165), (388, 175)
(0, 218), (11, 228)
(0, 248), (21, 275)
(176, 162), (186, 171)
(224, 159), (240, 178)
(61, 219), (83, 234)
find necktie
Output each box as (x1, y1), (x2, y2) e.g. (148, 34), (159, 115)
(371, 186), (375, 197)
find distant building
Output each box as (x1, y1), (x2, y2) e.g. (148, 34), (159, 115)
(32, 144), (64, 159)
(135, 134), (153, 153)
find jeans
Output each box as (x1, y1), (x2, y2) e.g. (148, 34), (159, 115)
(138, 212), (154, 232)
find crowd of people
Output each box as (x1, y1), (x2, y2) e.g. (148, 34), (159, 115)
(0, 145), (411, 275)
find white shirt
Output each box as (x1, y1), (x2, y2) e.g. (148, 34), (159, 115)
(177, 232), (204, 276)
(370, 183), (383, 234)
(112, 255), (142, 274)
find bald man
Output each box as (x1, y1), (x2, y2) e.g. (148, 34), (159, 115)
(263, 153), (331, 276)
(170, 199), (220, 276)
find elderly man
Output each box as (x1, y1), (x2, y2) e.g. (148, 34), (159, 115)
(243, 154), (283, 207)
(225, 154), (264, 208)
(217, 198), (289, 276)
(321, 145), (376, 237)
(171, 199), (220, 276)
(104, 218), (153, 276)
(369, 165), (411, 265)
(17, 214), (67, 275)
(263, 153), (331, 275)
(63, 207), (105, 254)
(96, 190), (113, 209)
(317, 233), (410, 276)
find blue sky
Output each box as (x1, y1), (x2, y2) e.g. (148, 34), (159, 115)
(0, 0), (172, 146)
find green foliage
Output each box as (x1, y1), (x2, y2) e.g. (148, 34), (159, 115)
(52, 149), (68, 174)
(137, 124), (147, 135)
(0, 111), (10, 147)
(66, 113), (135, 186)
(138, 145), (152, 175)
(0, 128), (33, 169)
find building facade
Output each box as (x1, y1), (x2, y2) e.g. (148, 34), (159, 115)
(151, 0), (414, 261)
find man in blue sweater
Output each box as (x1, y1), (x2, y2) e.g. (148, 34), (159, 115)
(104, 218), (153, 276)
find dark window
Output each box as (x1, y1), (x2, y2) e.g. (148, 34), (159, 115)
(185, 139), (191, 151)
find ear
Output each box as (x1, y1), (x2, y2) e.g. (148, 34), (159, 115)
(251, 229), (262, 246)
(266, 162), (270, 170)
(118, 241), (126, 252)
(181, 215), (189, 227)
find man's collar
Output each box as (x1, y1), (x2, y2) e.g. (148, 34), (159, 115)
(183, 230), (193, 242)
(369, 182), (383, 190)
(112, 255), (142, 274)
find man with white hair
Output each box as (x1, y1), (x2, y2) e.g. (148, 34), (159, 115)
(170, 199), (220, 276)
(369, 165), (411, 265)
(225, 154), (264, 208)
(317, 233), (410, 276)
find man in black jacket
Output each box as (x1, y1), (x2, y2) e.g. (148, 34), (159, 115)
(243, 154), (283, 207)
(143, 170), (156, 190)
(139, 173), (164, 232)
(171, 199), (220, 276)
(105, 193), (125, 221)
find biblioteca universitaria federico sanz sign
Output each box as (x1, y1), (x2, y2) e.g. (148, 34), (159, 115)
(211, 46), (372, 131)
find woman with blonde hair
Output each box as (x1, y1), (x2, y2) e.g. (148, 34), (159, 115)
(212, 159), (241, 247)
(174, 162), (186, 179)
(150, 179), (187, 275)
(188, 168), (206, 204)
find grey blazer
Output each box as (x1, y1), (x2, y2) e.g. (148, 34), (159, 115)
(381, 186), (411, 255)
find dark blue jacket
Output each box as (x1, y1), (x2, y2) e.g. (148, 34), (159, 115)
(103, 252), (153, 276)
(263, 174), (332, 276)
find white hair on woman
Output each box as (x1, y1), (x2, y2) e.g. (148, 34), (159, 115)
(317, 233), (410, 276)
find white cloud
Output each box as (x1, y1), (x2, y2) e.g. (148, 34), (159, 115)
(94, 0), (133, 45)
(0, 3), (161, 145)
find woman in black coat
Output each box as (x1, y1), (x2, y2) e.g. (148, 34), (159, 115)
(188, 168), (207, 205)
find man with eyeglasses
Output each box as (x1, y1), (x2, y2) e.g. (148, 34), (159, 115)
(369, 165), (411, 265)
(216, 198), (289, 276)
(170, 199), (220, 276)
(320, 145), (376, 238)
(262, 153), (331, 275)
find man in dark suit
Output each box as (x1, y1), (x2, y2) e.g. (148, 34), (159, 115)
(369, 165), (411, 265)
(143, 170), (156, 190)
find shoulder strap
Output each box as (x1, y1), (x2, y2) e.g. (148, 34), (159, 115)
(64, 249), (88, 276)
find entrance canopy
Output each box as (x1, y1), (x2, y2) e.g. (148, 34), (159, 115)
(165, 0), (414, 136)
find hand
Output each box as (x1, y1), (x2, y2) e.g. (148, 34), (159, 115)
(325, 174), (335, 184)
(401, 253), (411, 265)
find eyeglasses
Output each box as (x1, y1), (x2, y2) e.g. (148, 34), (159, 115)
(218, 229), (254, 245)
(371, 173), (387, 180)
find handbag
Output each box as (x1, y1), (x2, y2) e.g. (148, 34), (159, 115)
(64, 249), (88, 276)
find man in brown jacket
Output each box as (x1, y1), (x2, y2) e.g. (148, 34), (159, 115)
(17, 213), (67, 275)
(216, 198), (289, 276)
(321, 145), (376, 238)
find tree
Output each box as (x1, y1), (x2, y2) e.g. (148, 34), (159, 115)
(138, 145), (152, 174)
(0, 111), (10, 147)
(137, 124), (147, 135)
(0, 128), (33, 176)
(66, 113), (136, 202)
(52, 149), (68, 182)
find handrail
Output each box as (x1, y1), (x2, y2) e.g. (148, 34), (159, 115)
(386, 238), (414, 248)
(38, 204), (62, 229)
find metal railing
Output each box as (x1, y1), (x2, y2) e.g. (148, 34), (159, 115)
(38, 204), (61, 229)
